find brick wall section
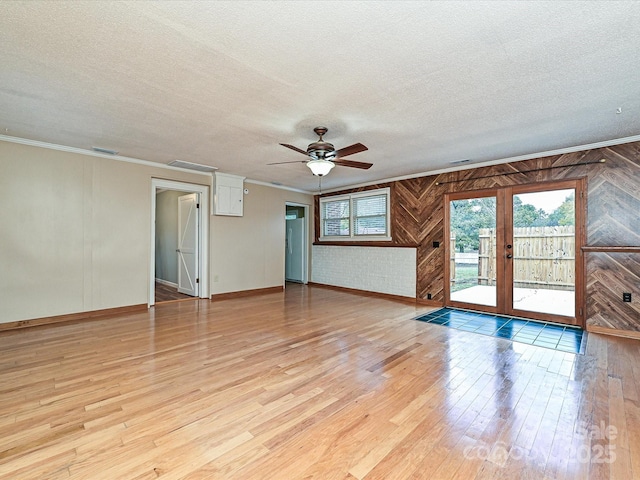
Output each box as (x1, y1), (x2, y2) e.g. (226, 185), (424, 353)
(311, 245), (416, 298)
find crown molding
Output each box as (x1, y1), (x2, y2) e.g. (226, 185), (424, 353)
(3, 132), (637, 196)
(0, 134), (214, 176)
(320, 134), (640, 194)
(245, 178), (312, 194)
(0, 134), (318, 193)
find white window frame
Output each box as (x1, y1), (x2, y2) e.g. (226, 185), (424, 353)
(319, 187), (391, 241)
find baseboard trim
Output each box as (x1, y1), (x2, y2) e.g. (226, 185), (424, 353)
(308, 282), (417, 305)
(0, 303), (148, 332)
(586, 324), (640, 341)
(210, 286), (284, 301)
(416, 298), (445, 307)
(155, 278), (178, 288)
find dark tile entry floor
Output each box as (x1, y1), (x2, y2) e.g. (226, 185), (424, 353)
(415, 308), (585, 354)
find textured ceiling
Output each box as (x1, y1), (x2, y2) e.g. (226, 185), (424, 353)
(1, 1), (639, 192)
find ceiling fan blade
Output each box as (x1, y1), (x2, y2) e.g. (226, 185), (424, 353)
(267, 160), (308, 165)
(280, 143), (309, 156)
(332, 159), (373, 170)
(335, 143), (368, 158)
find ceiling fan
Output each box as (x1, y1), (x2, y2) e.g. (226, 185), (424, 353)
(269, 127), (372, 176)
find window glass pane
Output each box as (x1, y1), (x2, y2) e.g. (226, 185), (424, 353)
(511, 189), (575, 317)
(354, 195), (386, 217)
(323, 200), (349, 219)
(322, 199), (350, 236)
(354, 194), (387, 236)
(324, 218), (350, 236)
(355, 216), (386, 235)
(449, 196), (497, 307)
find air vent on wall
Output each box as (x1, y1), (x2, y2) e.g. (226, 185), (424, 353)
(168, 160), (218, 173)
(92, 146), (119, 155)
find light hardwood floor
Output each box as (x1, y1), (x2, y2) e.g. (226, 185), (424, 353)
(155, 282), (195, 304)
(1, 285), (638, 479)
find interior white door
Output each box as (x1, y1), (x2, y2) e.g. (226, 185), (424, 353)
(177, 193), (199, 296)
(285, 218), (305, 283)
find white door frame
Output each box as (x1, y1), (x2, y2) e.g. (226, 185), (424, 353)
(151, 179), (210, 306)
(285, 202), (309, 284)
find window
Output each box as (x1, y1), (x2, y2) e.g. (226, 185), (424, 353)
(320, 188), (391, 240)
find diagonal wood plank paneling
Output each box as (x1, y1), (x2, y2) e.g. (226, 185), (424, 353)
(586, 252), (640, 331)
(315, 141), (640, 333)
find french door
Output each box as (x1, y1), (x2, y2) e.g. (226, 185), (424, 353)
(445, 179), (585, 326)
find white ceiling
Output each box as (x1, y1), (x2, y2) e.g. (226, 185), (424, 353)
(1, 1), (639, 192)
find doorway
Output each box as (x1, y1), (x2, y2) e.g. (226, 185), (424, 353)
(285, 203), (309, 284)
(445, 179), (585, 326)
(150, 179), (210, 306)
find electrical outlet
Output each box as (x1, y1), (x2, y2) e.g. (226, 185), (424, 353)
(433, 241), (440, 248)
(214, 275), (219, 282)
(427, 293), (432, 300)
(623, 292), (632, 302)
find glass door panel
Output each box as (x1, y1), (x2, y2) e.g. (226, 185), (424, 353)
(446, 180), (583, 326)
(449, 196), (497, 308)
(510, 189), (576, 317)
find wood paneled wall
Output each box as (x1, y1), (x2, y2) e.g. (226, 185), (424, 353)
(586, 252), (640, 331)
(316, 141), (640, 333)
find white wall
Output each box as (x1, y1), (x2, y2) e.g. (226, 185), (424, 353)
(0, 140), (211, 323)
(0, 140), (311, 324)
(311, 245), (417, 298)
(155, 190), (182, 284)
(210, 182), (312, 294)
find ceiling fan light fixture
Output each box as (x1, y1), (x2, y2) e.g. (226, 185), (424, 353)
(273, 126), (370, 173)
(307, 159), (335, 176)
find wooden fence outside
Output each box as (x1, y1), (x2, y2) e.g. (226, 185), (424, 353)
(451, 226), (575, 291)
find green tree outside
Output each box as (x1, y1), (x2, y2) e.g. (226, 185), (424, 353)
(451, 193), (575, 253)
